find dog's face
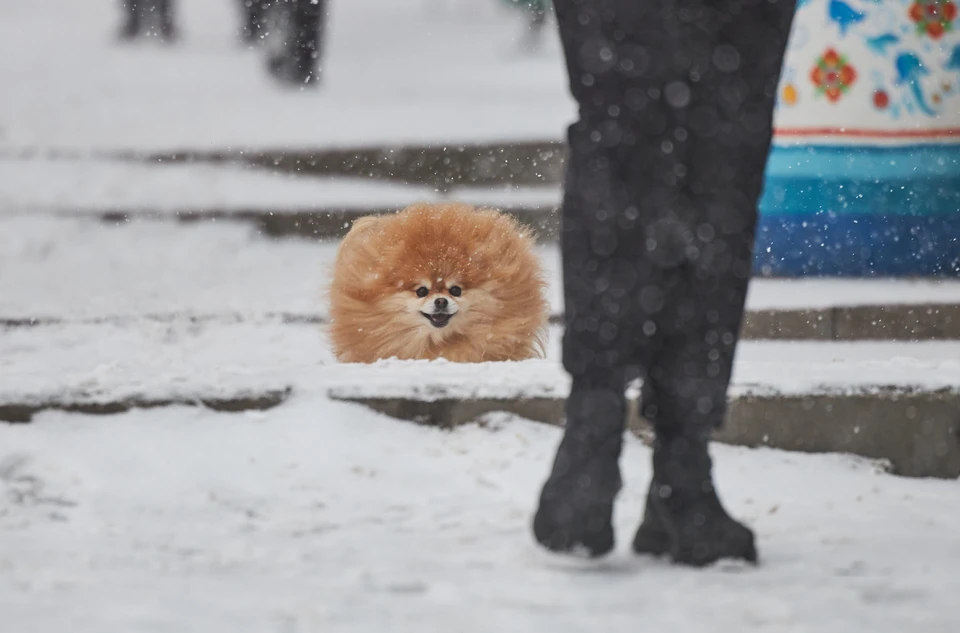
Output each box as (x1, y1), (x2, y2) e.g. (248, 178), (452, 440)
(410, 278), (463, 329)
(384, 261), (496, 344)
(330, 203), (547, 363)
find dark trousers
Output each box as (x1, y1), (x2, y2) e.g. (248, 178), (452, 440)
(556, 0), (795, 433)
(121, 0), (176, 39)
(534, 0), (796, 561)
(253, 0), (327, 85)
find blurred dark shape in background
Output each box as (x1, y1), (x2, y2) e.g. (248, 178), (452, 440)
(119, 0), (178, 42)
(241, 0), (271, 44)
(502, 0), (551, 51)
(118, 0), (327, 87)
(243, 0), (328, 86)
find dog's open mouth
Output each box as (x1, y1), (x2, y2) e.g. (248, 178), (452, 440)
(421, 312), (454, 328)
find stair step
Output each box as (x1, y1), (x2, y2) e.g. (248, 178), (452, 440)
(3, 217), (959, 340)
(3, 320), (958, 477)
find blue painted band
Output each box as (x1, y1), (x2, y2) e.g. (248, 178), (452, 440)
(755, 144), (960, 276)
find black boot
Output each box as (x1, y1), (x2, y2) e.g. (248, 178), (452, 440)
(630, 480), (672, 557)
(633, 429), (757, 566)
(533, 376), (625, 557)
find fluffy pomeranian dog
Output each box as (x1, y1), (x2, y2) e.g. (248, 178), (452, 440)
(329, 203), (549, 363)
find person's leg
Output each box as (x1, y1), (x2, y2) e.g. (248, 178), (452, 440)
(292, 0), (325, 84)
(119, 0), (142, 40)
(632, 252), (758, 565)
(526, 1), (549, 41)
(533, 370), (628, 555)
(534, 0), (665, 557)
(242, 0), (269, 44)
(630, 0), (796, 567)
(534, 0), (795, 561)
(157, 0), (178, 41)
(267, 0), (324, 86)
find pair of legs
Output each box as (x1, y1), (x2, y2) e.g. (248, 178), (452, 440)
(249, 0), (327, 86)
(119, 0), (177, 41)
(534, 0), (796, 565)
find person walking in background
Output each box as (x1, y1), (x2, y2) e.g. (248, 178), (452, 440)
(266, 0), (327, 86)
(533, 0), (796, 565)
(240, 0), (272, 44)
(116, 0), (325, 88)
(501, 0), (552, 51)
(119, 0), (177, 42)
(241, 0), (328, 86)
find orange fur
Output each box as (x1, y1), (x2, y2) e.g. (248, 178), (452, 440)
(328, 203), (549, 363)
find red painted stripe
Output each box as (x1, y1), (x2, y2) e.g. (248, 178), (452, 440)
(774, 127), (960, 139)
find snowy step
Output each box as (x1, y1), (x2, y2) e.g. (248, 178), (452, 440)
(325, 343), (960, 479)
(0, 158), (563, 216)
(134, 140), (566, 189)
(0, 157), (562, 240)
(3, 217), (960, 340)
(2, 320), (959, 477)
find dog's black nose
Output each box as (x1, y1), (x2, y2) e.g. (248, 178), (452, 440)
(434, 297), (448, 310)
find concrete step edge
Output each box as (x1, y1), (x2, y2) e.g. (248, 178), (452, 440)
(3, 385), (956, 478)
(333, 387), (960, 479)
(4, 305), (959, 340)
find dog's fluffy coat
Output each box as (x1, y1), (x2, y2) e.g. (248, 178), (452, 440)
(329, 203), (548, 363)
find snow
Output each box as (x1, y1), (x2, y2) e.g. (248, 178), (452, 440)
(3, 218), (959, 324)
(0, 158), (563, 213)
(0, 218), (345, 321)
(0, 321), (329, 406)
(0, 216), (564, 320)
(325, 341), (960, 400)
(2, 400), (959, 632)
(4, 2), (960, 628)
(0, 159), (440, 212)
(4, 318), (959, 407)
(745, 279), (960, 311)
(0, 0), (574, 153)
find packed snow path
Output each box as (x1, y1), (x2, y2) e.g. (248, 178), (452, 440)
(0, 0), (574, 152)
(1, 401), (958, 632)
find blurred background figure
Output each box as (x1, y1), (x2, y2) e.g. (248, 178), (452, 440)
(240, 0), (328, 87)
(117, 0), (326, 87)
(240, 0), (271, 44)
(501, 0), (551, 52)
(119, 0), (178, 41)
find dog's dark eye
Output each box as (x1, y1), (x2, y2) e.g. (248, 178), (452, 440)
(416, 286), (429, 298)
(449, 286), (462, 297)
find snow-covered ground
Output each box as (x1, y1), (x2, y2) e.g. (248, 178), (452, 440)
(2, 400), (959, 632)
(4, 2), (960, 628)
(0, 158), (564, 214)
(3, 217), (959, 323)
(4, 318), (960, 406)
(0, 0), (574, 152)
